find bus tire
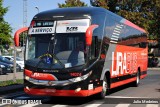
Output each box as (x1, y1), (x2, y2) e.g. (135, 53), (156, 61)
(96, 76), (107, 99)
(133, 70), (140, 87)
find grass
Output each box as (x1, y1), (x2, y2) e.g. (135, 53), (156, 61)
(0, 79), (23, 87)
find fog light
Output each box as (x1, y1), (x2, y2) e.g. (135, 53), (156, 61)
(75, 88), (81, 93)
(26, 86), (30, 91)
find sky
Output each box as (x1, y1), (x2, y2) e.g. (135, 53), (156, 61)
(3, 0), (90, 36)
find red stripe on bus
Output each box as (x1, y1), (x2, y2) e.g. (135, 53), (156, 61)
(124, 20), (146, 33)
(25, 69), (32, 76)
(24, 86), (102, 97)
(24, 69), (57, 81)
(111, 77), (136, 89)
(140, 74), (147, 79)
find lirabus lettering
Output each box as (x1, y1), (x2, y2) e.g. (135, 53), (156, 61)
(111, 52), (137, 76)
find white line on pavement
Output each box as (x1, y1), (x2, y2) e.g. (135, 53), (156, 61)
(84, 102), (104, 107)
(19, 104), (39, 107)
(0, 103), (7, 107)
(52, 105), (67, 107)
(115, 104), (130, 107)
(105, 96), (151, 99)
(146, 104), (159, 107)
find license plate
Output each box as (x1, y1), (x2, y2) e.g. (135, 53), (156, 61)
(45, 89), (56, 93)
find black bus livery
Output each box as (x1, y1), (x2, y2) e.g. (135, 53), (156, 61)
(14, 7), (148, 99)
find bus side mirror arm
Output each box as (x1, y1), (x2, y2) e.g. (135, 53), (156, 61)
(14, 27), (28, 47)
(85, 25), (99, 46)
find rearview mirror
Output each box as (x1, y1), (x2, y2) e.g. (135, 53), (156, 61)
(85, 24), (99, 46)
(14, 27), (28, 47)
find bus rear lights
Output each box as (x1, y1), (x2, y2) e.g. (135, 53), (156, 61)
(75, 88), (81, 93)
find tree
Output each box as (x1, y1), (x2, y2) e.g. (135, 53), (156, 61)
(58, 0), (87, 8)
(90, 0), (109, 9)
(91, 0), (159, 40)
(0, 0), (12, 49)
(117, 0), (160, 40)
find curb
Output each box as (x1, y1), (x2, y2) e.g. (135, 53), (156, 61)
(147, 68), (160, 70)
(0, 84), (24, 96)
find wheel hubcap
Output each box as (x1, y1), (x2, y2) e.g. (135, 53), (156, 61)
(103, 81), (107, 93)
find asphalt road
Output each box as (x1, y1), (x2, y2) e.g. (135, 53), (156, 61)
(0, 70), (160, 107)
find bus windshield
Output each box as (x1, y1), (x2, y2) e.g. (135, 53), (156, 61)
(26, 33), (86, 69)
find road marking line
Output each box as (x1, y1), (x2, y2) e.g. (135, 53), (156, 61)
(115, 104), (130, 107)
(146, 104), (159, 107)
(105, 96), (151, 99)
(19, 104), (39, 107)
(52, 105), (67, 107)
(0, 103), (7, 106)
(84, 102), (103, 107)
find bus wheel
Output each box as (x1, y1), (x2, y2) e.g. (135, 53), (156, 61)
(96, 76), (107, 99)
(133, 71), (140, 87)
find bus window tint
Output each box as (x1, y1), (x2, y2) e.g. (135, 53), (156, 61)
(101, 37), (109, 59)
(27, 36), (35, 59)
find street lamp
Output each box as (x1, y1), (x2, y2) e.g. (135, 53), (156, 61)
(35, 6), (39, 13)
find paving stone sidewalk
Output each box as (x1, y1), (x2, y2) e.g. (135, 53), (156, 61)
(0, 72), (23, 82)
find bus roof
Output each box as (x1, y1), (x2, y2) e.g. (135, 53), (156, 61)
(33, 7), (107, 20)
(33, 7), (146, 33)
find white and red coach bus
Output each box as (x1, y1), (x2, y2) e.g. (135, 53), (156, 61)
(14, 7), (148, 99)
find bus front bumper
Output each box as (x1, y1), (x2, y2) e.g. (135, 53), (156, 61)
(24, 86), (102, 97)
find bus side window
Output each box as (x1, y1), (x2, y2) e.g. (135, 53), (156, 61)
(139, 42), (147, 48)
(90, 36), (98, 59)
(101, 37), (109, 59)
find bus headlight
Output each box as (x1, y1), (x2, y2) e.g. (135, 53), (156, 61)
(25, 76), (30, 80)
(0, 65), (5, 68)
(69, 71), (92, 83)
